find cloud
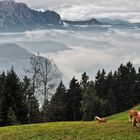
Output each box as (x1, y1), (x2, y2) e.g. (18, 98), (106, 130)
(49, 47), (113, 81)
(0, 27), (140, 82)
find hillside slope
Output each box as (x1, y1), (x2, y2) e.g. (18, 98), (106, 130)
(108, 105), (140, 121)
(0, 106), (140, 140)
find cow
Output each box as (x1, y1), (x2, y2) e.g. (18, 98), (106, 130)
(94, 116), (107, 123)
(128, 109), (139, 121)
(132, 114), (140, 127)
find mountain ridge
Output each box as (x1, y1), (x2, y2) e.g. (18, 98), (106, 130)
(62, 18), (102, 25)
(0, 0), (136, 32)
(0, 0), (62, 31)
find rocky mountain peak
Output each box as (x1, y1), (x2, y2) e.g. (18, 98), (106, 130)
(0, 0), (62, 31)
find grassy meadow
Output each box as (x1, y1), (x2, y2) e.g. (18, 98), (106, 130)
(0, 105), (140, 140)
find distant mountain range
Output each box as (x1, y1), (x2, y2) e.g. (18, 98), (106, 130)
(0, 43), (31, 74)
(0, 0), (62, 31)
(0, 43), (61, 76)
(62, 18), (102, 26)
(0, 0), (138, 31)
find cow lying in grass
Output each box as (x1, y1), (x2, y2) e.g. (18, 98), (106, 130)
(128, 109), (140, 127)
(94, 116), (107, 123)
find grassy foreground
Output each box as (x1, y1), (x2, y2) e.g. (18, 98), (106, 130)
(0, 106), (140, 140)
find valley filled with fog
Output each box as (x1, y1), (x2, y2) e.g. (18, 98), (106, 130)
(0, 25), (140, 83)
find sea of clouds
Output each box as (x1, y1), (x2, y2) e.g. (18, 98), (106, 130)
(0, 25), (140, 83)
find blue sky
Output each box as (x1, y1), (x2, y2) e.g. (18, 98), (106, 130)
(15, 0), (140, 22)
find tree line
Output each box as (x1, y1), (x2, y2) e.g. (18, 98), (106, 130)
(0, 61), (140, 126)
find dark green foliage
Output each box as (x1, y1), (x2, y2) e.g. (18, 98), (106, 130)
(135, 67), (140, 104)
(0, 68), (39, 126)
(81, 72), (89, 88)
(81, 81), (98, 121)
(104, 72), (117, 115)
(28, 97), (40, 123)
(44, 81), (68, 122)
(0, 61), (140, 125)
(105, 88), (116, 115)
(22, 76), (40, 123)
(41, 99), (50, 122)
(67, 77), (82, 121)
(114, 62), (136, 112)
(1, 68), (29, 125)
(95, 69), (106, 98)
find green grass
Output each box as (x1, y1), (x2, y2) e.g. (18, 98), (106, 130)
(0, 106), (140, 140)
(107, 105), (140, 121)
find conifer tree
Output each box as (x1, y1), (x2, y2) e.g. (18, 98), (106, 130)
(67, 77), (82, 121)
(1, 68), (29, 125)
(22, 76), (40, 123)
(95, 69), (106, 98)
(47, 81), (68, 121)
(134, 67), (140, 104)
(115, 62), (136, 112)
(81, 81), (100, 121)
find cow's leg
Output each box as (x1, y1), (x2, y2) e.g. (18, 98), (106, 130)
(132, 118), (137, 127)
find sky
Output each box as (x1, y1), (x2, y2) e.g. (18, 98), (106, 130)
(15, 0), (140, 22)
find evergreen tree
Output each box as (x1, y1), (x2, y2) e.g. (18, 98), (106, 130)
(81, 81), (100, 121)
(46, 81), (68, 121)
(28, 96), (40, 123)
(41, 99), (50, 122)
(22, 76), (40, 123)
(106, 88), (117, 115)
(67, 77), (82, 121)
(9, 68), (29, 124)
(105, 72), (117, 115)
(81, 72), (89, 88)
(134, 67), (140, 104)
(95, 69), (106, 98)
(0, 72), (6, 123)
(1, 68), (29, 125)
(115, 62), (136, 112)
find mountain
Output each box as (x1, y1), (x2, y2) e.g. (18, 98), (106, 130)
(0, 1), (135, 32)
(63, 18), (102, 26)
(0, 43), (31, 59)
(98, 18), (131, 26)
(0, 0), (62, 31)
(0, 43), (31, 73)
(0, 43), (61, 79)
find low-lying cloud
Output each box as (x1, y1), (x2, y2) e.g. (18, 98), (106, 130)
(0, 26), (140, 82)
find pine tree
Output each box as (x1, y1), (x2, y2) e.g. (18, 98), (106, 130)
(47, 81), (68, 121)
(105, 72), (117, 115)
(1, 68), (29, 125)
(41, 99), (50, 122)
(81, 72), (89, 89)
(67, 77), (82, 121)
(134, 67), (140, 104)
(106, 88), (117, 115)
(28, 96), (40, 123)
(115, 62), (136, 112)
(8, 68), (29, 124)
(95, 69), (106, 98)
(22, 76), (40, 123)
(81, 81), (100, 121)
(0, 72), (6, 123)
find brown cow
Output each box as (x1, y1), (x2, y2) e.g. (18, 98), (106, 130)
(128, 109), (139, 121)
(132, 114), (140, 127)
(94, 116), (107, 123)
